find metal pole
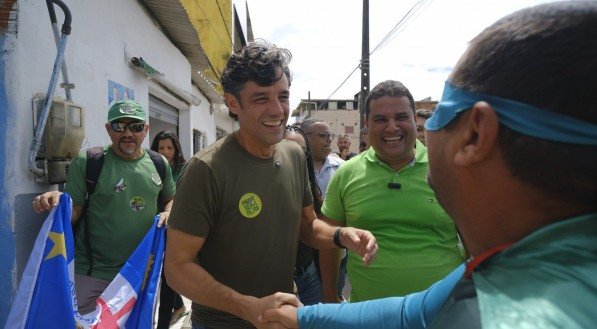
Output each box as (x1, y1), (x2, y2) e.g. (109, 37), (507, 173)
(307, 91), (311, 118)
(47, 0), (73, 100)
(359, 0), (370, 139)
(29, 0), (72, 177)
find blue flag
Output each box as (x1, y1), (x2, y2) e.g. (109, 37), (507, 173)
(6, 194), (166, 329)
(6, 193), (76, 329)
(77, 211), (166, 328)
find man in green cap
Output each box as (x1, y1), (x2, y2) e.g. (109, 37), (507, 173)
(32, 99), (176, 315)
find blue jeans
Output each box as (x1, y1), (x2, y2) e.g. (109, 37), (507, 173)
(294, 261), (322, 305)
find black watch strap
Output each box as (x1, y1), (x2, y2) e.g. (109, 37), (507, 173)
(333, 227), (345, 249)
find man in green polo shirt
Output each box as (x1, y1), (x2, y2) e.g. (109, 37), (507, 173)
(320, 80), (464, 302)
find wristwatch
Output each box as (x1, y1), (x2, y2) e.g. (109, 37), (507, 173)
(333, 227), (345, 249)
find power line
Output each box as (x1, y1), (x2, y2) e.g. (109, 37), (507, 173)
(314, 0), (433, 110)
(371, 0), (433, 55)
(319, 64), (360, 108)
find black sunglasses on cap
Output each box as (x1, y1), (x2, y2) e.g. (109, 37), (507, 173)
(110, 121), (145, 133)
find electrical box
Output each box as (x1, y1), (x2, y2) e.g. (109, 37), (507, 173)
(33, 96), (85, 184)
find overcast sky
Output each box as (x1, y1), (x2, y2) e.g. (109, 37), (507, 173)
(248, 0), (556, 110)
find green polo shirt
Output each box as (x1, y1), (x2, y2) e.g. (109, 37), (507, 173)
(322, 140), (464, 301)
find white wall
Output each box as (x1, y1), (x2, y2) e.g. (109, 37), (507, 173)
(6, 0), (217, 195)
(179, 85), (216, 158)
(310, 110), (361, 154)
(1, 1), (221, 320)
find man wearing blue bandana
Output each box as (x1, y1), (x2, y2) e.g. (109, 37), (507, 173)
(259, 1), (597, 328)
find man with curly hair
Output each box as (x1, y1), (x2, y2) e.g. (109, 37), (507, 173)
(165, 41), (379, 329)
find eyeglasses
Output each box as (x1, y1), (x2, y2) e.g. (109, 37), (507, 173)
(307, 132), (335, 140)
(110, 121), (145, 133)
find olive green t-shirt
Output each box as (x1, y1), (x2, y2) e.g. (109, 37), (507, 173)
(66, 146), (175, 281)
(169, 134), (313, 329)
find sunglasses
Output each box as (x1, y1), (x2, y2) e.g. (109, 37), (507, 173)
(110, 121), (145, 133)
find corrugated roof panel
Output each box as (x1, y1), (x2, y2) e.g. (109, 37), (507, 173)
(141, 0), (224, 104)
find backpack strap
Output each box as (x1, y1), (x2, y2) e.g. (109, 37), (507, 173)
(146, 148), (167, 183)
(146, 148), (167, 211)
(85, 146), (105, 194)
(80, 146), (105, 276)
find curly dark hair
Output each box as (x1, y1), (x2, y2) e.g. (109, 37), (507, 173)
(221, 40), (292, 120)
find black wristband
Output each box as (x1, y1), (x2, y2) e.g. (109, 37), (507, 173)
(333, 227), (345, 249)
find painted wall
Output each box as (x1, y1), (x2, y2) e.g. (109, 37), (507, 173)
(0, 0), (219, 325)
(310, 110), (361, 154)
(181, 0), (232, 92)
(0, 32), (16, 324)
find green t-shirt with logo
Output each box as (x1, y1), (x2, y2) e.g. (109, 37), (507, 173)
(323, 140), (464, 301)
(169, 134), (313, 329)
(66, 146), (176, 281)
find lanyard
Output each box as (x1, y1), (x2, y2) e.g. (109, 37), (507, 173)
(465, 242), (512, 278)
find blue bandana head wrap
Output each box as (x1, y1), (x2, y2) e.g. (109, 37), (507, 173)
(425, 81), (597, 146)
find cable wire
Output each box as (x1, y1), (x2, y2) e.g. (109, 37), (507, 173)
(310, 0), (433, 111)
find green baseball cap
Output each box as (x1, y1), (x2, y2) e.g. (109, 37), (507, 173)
(107, 100), (147, 123)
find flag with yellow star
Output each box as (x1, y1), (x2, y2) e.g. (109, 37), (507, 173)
(7, 193), (77, 328)
(7, 193), (166, 329)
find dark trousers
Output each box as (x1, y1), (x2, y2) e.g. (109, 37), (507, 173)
(192, 324), (210, 329)
(156, 270), (185, 328)
(337, 252), (348, 296)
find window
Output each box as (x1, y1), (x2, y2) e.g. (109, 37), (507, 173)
(193, 129), (206, 154)
(345, 126), (354, 134)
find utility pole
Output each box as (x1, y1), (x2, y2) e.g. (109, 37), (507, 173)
(359, 0), (370, 140)
(307, 91), (312, 118)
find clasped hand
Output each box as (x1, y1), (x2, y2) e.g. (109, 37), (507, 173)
(257, 294), (301, 329)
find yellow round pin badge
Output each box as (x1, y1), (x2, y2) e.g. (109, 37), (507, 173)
(238, 192), (262, 219)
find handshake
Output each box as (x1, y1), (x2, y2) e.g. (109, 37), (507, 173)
(255, 293), (302, 329)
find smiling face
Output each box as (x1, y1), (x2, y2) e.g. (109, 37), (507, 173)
(366, 96), (416, 170)
(304, 122), (332, 162)
(105, 119), (148, 160)
(226, 71), (290, 157)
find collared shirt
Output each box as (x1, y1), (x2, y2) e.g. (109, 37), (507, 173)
(322, 140), (463, 301)
(431, 212), (597, 329)
(315, 155), (345, 199)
